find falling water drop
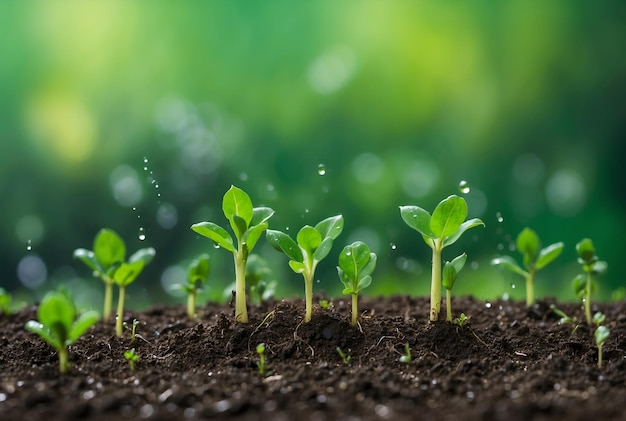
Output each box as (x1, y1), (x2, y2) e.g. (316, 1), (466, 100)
(496, 212), (504, 223)
(26, 240), (32, 251)
(458, 180), (471, 194)
(138, 228), (146, 241)
(143, 157), (148, 164)
(317, 164), (326, 176)
(390, 243), (397, 250)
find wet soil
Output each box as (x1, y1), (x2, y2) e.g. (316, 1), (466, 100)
(1, 295), (625, 420)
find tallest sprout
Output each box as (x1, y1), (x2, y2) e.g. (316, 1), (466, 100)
(400, 195), (484, 321)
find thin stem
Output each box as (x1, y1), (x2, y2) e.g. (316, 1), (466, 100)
(103, 278), (113, 320)
(187, 291), (196, 319)
(597, 344), (603, 368)
(585, 271), (592, 326)
(526, 269), (536, 307)
(430, 244), (442, 321)
(116, 286), (126, 337)
(446, 289), (452, 322)
(234, 251), (248, 323)
(304, 273), (313, 323)
(58, 347), (69, 374)
(351, 294), (358, 326)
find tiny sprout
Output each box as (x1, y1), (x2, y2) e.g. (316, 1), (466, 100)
(25, 290), (99, 374)
(184, 254), (211, 319)
(319, 299), (330, 310)
(246, 254), (276, 305)
(337, 241), (377, 326)
(442, 253), (467, 322)
(549, 304), (576, 325)
(573, 238), (607, 326)
(0, 287), (12, 315)
(123, 319), (140, 344)
(256, 343), (268, 376)
(595, 325), (610, 368)
(124, 348), (139, 371)
(453, 313), (469, 328)
(336, 347), (351, 364)
(491, 228), (564, 307)
(399, 343), (411, 365)
(593, 312), (606, 327)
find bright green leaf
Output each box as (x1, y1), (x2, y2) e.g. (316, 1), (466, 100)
(243, 222), (268, 251)
(188, 254), (211, 286)
(431, 195), (467, 238)
(516, 228), (541, 265)
(442, 218), (484, 248)
(129, 247), (156, 266)
(315, 215), (344, 240)
(230, 214), (248, 239)
(357, 275), (372, 291)
(491, 255), (528, 277)
(591, 260), (608, 275)
(222, 185), (253, 228)
(297, 226), (322, 254)
(399, 206), (435, 239)
(442, 261), (457, 290)
(535, 242), (564, 270)
(113, 261), (145, 287)
(266, 230), (303, 262)
(68, 310), (99, 344)
(94, 228), (126, 269)
(73, 249), (105, 275)
(191, 222), (236, 252)
(595, 325), (610, 345)
(251, 207), (275, 226)
(25, 321), (60, 350)
(289, 260), (306, 274)
(576, 238), (596, 263)
(38, 292), (75, 340)
(313, 237), (333, 262)
(450, 253), (467, 273)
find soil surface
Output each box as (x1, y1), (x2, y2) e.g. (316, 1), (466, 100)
(1, 295), (625, 420)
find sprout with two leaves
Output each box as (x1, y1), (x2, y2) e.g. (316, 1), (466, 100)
(266, 215), (343, 323)
(442, 253), (467, 322)
(337, 241), (377, 326)
(183, 254), (211, 319)
(572, 238), (607, 326)
(191, 186), (274, 323)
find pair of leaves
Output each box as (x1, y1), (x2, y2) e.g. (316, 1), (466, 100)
(337, 241), (377, 295)
(185, 254), (211, 293)
(191, 186), (274, 254)
(442, 253), (467, 291)
(491, 228), (564, 275)
(266, 215), (344, 275)
(113, 247), (156, 287)
(25, 291), (99, 351)
(576, 238), (608, 274)
(400, 195), (484, 250)
(73, 228), (126, 278)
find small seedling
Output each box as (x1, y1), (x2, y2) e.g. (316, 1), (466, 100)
(319, 299), (331, 310)
(267, 215), (343, 322)
(123, 319), (140, 343)
(191, 186), (274, 323)
(246, 254), (277, 305)
(336, 347), (351, 364)
(453, 313), (469, 328)
(337, 241), (377, 326)
(442, 253), (467, 322)
(113, 247), (156, 337)
(184, 254), (211, 318)
(595, 325), (610, 368)
(400, 195), (484, 321)
(256, 343), (268, 376)
(25, 290), (99, 373)
(124, 348), (139, 371)
(399, 343), (411, 365)
(573, 238), (607, 326)
(0, 287), (12, 315)
(491, 228), (563, 307)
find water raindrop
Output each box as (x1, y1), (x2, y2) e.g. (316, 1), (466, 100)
(458, 180), (471, 194)
(471, 261), (479, 270)
(239, 172), (248, 181)
(390, 243), (397, 250)
(345, 251), (351, 256)
(317, 164), (326, 176)
(511, 283), (516, 289)
(285, 227), (290, 231)
(26, 240), (32, 251)
(138, 227), (146, 241)
(143, 157), (148, 164)
(485, 302), (492, 309)
(316, 279), (321, 284)
(497, 243), (504, 251)
(213, 243), (220, 249)
(496, 212), (504, 223)
(132, 207), (136, 211)
(155, 184), (159, 189)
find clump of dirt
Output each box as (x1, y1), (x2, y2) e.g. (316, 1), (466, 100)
(1, 295), (624, 420)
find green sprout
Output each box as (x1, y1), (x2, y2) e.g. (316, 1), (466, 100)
(399, 343), (411, 365)
(25, 290), (99, 374)
(400, 195), (484, 321)
(256, 343), (268, 376)
(336, 347), (351, 364)
(319, 299), (330, 310)
(184, 254), (211, 319)
(0, 287), (12, 315)
(491, 228), (564, 307)
(124, 348), (139, 371)
(453, 313), (469, 328)
(246, 254), (277, 305)
(267, 215), (344, 323)
(595, 325), (610, 368)
(337, 241), (377, 326)
(73, 228), (127, 320)
(549, 304), (577, 325)
(123, 318), (140, 343)
(573, 238), (607, 326)
(191, 186), (274, 323)
(442, 253), (467, 322)
(113, 247), (156, 337)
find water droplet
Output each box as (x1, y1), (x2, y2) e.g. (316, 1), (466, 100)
(345, 252), (352, 256)
(390, 243), (397, 250)
(316, 279), (321, 284)
(305, 209), (310, 214)
(285, 226), (290, 231)
(458, 180), (470, 194)
(317, 164), (326, 176)
(485, 302), (492, 309)
(138, 228), (146, 241)
(267, 184), (275, 192)
(511, 283), (516, 289)
(471, 261), (479, 270)
(496, 212), (504, 223)
(154, 184), (159, 189)
(143, 157), (148, 164)
(497, 243), (504, 251)
(143, 166), (148, 171)
(213, 243), (220, 249)
(239, 172), (248, 181)
(26, 240), (32, 251)
(132, 207), (136, 211)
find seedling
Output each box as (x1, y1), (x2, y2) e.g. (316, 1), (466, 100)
(319, 299), (331, 310)
(73, 228), (127, 320)
(267, 215), (343, 322)
(400, 195), (484, 321)
(113, 247), (156, 337)
(184, 254), (211, 318)
(336, 347), (351, 364)
(123, 318), (140, 343)
(0, 287), (12, 315)
(549, 304), (577, 325)
(246, 254), (277, 305)
(191, 186), (274, 323)
(124, 348), (139, 371)
(337, 241), (377, 326)
(573, 238), (607, 326)
(491, 228), (564, 307)
(593, 312), (606, 327)
(595, 325), (610, 368)
(442, 253), (467, 322)
(399, 343), (411, 365)
(453, 313), (469, 328)
(25, 290), (99, 373)
(256, 343), (269, 376)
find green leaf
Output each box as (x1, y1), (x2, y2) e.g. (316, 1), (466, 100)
(313, 237), (333, 262)
(222, 185), (253, 229)
(491, 255), (528, 277)
(315, 215), (344, 240)
(129, 247), (156, 266)
(68, 310), (99, 345)
(38, 292), (75, 339)
(297, 226), (322, 255)
(338, 242), (371, 280)
(94, 228), (126, 269)
(595, 325), (610, 345)
(572, 274), (586, 298)
(450, 253), (468, 273)
(359, 253), (377, 278)
(516, 228), (540, 266)
(230, 214), (248, 239)
(73, 249), (105, 275)
(242, 222), (268, 251)
(251, 207), (275, 226)
(266, 230), (303, 262)
(535, 242), (564, 270)
(442, 261), (457, 290)
(113, 261), (145, 287)
(357, 275), (372, 291)
(191, 222), (236, 252)
(399, 206), (436, 239)
(25, 321), (61, 350)
(442, 218), (484, 248)
(591, 260), (608, 275)
(188, 254), (211, 286)
(431, 195), (467, 238)
(289, 260), (306, 274)
(576, 238), (596, 263)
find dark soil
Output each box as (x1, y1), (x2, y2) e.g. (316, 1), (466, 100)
(1, 295), (625, 420)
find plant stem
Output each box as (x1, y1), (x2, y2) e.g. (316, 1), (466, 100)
(58, 347), (69, 374)
(116, 286), (126, 337)
(526, 269), (535, 307)
(304, 273), (313, 323)
(598, 344), (603, 368)
(585, 271), (592, 326)
(430, 244), (442, 321)
(446, 289), (452, 322)
(234, 251), (248, 323)
(187, 291), (196, 319)
(351, 294), (358, 326)
(103, 278), (113, 320)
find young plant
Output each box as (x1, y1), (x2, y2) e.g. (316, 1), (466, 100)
(442, 253), (467, 322)
(25, 290), (99, 374)
(73, 228), (127, 320)
(191, 186), (274, 323)
(256, 343), (268, 376)
(573, 238), (607, 326)
(113, 247), (156, 337)
(399, 343), (411, 365)
(336, 347), (351, 364)
(0, 287), (12, 315)
(267, 215), (343, 322)
(595, 325), (610, 368)
(400, 195), (484, 321)
(123, 319), (140, 344)
(124, 348), (139, 371)
(337, 241), (377, 326)
(453, 313), (469, 328)
(246, 254), (277, 305)
(491, 228), (564, 307)
(184, 254), (211, 318)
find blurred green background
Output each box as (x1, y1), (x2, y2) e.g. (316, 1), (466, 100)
(2, 2), (625, 310)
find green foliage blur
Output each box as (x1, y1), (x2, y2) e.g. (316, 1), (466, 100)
(2, 2), (625, 309)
